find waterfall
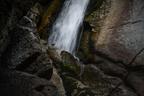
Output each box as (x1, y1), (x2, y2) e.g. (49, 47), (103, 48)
(48, 0), (89, 54)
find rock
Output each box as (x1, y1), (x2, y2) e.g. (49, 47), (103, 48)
(0, 0), (16, 61)
(61, 63), (136, 96)
(62, 76), (96, 96)
(0, 3), (54, 81)
(86, 0), (144, 65)
(94, 55), (128, 79)
(126, 69), (144, 96)
(131, 49), (144, 66)
(50, 68), (66, 96)
(0, 3), (65, 96)
(0, 26), (9, 60)
(1, 4), (42, 69)
(60, 51), (81, 77)
(86, 0), (104, 15)
(60, 51), (136, 96)
(47, 46), (62, 64)
(63, 76), (136, 96)
(37, 0), (63, 39)
(77, 21), (94, 64)
(0, 0), (51, 62)
(0, 69), (59, 96)
(111, 84), (137, 96)
(82, 1), (144, 95)
(23, 53), (53, 80)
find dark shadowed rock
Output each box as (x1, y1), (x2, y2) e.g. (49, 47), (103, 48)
(1, 4), (42, 69)
(23, 53), (53, 80)
(60, 51), (137, 96)
(0, 69), (59, 96)
(94, 55), (128, 79)
(126, 69), (144, 96)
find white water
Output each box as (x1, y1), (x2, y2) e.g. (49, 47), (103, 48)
(48, 0), (89, 54)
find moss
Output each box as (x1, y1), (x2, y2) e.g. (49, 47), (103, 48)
(60, 60), (81, 78)
(60, 64), (114, 96)
(62, 76), (96, 96)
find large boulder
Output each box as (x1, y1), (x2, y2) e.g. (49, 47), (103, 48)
(1, 4), (42, 69)
(0, 3), (60, 96)
(83, 0), (144, 96)
(60, 51), (137, 96)
(86, 0), (144, 66)
(0, 70), (59, 96)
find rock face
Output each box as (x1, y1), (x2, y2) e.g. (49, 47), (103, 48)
(2, 5), (41, 69)
(80, 0), (144, 96)
(86, 0), (144, 65)
(0, 2), (65, 96)
(60, 51), (137, 96)
(0, 70), (58, 96)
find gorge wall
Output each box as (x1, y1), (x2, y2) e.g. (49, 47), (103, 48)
(0, 0), (144, 96)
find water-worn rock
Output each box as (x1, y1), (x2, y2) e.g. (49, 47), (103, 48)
(126, 69), (144, 96)
(50, 68), (66, 96)
(60, 51), (137, 96)
(0, 0), (53, 64)
(0, 69), (59, 96)
(47, 46), (62, 62)
(1, 4), (42, 69)
(0, 3), (59, 96)
(83, 1), (144, 95)
(94, 55), (128, 79)
(87, 0), (144, 66)
(23, 53), (53, 80)
(37, 0), (66, 40)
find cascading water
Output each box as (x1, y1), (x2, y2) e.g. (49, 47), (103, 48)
(48, 0), (89, 54)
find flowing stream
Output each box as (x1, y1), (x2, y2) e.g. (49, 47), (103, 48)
(48, 0), (89, 54)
